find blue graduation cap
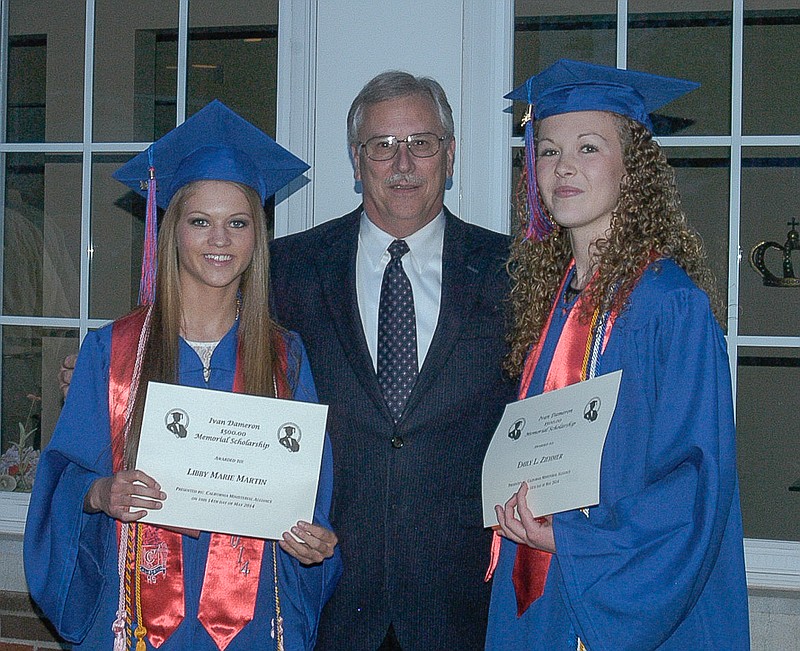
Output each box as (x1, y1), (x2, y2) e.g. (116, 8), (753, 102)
(506, 60), (699, 240)
(506, 59), (699, 132)
(114, 99), (309, 209)
(114, 100), (309, 304)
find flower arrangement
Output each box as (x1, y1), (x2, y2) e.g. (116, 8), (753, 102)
(0, 393), (41, 492)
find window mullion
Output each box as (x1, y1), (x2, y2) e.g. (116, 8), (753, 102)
(617, 0), (628, 68)
(176, 0), (189, 125)
(81, 0), (97, 344)
(728, 0), (745, 392)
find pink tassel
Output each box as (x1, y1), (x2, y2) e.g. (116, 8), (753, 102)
(139, 149), (158, 305)
(522, 116), (556, 242)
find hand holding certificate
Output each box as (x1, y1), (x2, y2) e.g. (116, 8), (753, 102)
(482, 370), (622, 526)
(135, 381), (329, 540)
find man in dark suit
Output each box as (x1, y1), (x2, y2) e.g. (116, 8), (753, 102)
(271, 71), (513, 650)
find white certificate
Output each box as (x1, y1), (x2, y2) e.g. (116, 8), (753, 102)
(135, 381), (328, 540)
(482, 370), (622, 525)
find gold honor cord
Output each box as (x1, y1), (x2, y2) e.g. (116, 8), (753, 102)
(270, 376), (284, 651)
(133, 523), (147, 651)
(272, 542), (284, 650)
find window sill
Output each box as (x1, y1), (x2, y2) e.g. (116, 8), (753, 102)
(745, 539), (800, 590)
(0, 491), (29, 536)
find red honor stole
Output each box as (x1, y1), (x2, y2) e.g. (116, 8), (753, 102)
(110, 307), (290, 649)
(485, 261), (615, 617)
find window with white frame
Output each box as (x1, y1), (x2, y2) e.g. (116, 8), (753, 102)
(514, 0), (800, 587)
(0, 0), (279, 532)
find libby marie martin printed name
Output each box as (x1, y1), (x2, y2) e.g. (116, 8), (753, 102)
(187, 468), (268, 485)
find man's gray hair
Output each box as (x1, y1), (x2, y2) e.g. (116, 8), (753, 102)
(347, 70), (455, 146)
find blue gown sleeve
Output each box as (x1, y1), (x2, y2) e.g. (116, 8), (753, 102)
(276, 332), (342, 650)
(553, 285), (742, 650)
(23, 328), (117, 643)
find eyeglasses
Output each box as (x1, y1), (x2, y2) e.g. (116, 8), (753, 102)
(359, 133), (449, 161)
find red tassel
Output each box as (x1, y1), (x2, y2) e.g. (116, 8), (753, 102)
(484, 530), (503, 582)
(139, 154), (158, 305)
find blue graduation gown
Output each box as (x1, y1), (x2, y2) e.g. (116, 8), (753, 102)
(486, 260), (749, 650)
(24, 319), (342, 650)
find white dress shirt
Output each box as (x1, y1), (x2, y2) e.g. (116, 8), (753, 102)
(356, 211), (444, 372)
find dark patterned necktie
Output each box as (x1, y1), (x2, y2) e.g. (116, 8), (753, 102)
(377, 239), (418, 422)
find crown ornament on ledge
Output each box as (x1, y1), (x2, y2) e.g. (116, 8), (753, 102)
(749, 218), (800, 288)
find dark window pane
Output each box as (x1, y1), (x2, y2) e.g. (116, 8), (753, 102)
(3, 154), (81, 318)
(5, 36), (46, 143)
(93, 0), (180, 142)
(737, 348), (800, 541)
(743, 5), (800, 136)
(628, 3), (732, 136)
(739, 148), (800, 336)
(6, 0), (85, 142)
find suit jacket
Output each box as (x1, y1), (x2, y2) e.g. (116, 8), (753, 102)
(270, 207), (514, 651)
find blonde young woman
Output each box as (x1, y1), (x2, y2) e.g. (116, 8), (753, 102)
(25, 101), (341, 650)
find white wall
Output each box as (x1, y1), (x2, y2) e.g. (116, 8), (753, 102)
(313, 0), (463, 224)
(275, 0), (513, 236)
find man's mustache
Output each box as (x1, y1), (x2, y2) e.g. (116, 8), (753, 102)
(384, 174), (424, 186)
